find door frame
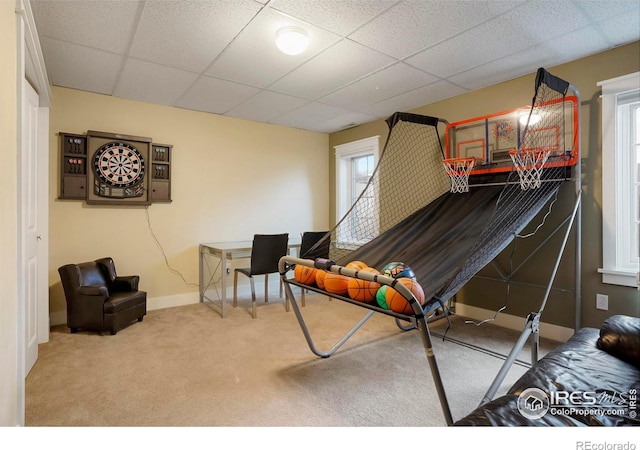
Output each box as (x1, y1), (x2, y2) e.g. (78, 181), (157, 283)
(15, 0), (51, 425)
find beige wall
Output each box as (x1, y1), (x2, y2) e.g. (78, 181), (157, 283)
(330, 41), (640, 331)
(1, 0), (19, 426)
(48, 87), (329, 323)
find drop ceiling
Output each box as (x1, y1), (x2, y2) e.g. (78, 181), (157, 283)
(30, 0), (640, 133)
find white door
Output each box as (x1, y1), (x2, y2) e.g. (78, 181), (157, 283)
(22, 79), (39, 375)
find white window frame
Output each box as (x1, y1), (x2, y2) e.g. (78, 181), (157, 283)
(335, 136), (380, 247)
(597, 72), (640, 288)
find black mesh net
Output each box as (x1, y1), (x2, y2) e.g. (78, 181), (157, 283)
(328, 113), (450, 263)
(307, 68), (576, 308)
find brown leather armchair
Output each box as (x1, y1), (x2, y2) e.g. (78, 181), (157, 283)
(58, 257), (147, 335)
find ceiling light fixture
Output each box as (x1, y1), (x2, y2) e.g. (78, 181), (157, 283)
(275, 26), (309, 56)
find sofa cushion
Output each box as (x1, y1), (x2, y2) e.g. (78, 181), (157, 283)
(597, 315), (640, 368)
(104, 290), (147, 314)
(78, 261), (108, 287)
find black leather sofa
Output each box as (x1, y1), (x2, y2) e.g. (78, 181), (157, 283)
(454, 314), (640, 426)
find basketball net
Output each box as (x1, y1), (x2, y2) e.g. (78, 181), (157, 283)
(442, 157), (477, 193)
(509, 148), (552, 190)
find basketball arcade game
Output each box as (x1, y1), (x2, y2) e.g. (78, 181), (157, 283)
(443, 91), (579, 190)
(278, 68), (581, 425)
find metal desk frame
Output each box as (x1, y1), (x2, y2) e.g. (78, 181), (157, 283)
(199, 239), (300, 317)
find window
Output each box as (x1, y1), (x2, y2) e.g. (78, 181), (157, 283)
(597, 72), (640, 288)
(335, 136), (379, 246)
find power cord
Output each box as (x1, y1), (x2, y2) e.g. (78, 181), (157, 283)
(145, 206), (199, 288)
(465, 188), (559, 326)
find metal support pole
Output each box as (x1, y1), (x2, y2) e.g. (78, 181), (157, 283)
(282, 275), (376, 358)
(416, 315), (454, 426)
(570, 83), (582, 331)
(480, 316), (534, 405)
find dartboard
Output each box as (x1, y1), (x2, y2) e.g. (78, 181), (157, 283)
(93, 141), (146, 187)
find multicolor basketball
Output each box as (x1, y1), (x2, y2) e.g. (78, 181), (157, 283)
(316, 270), (327, 290)
(323, 272), (350, 296)
(347, 267), (381, 303)
(294, 264), (317, 286)
(381, 261), (416, 280)
(376, 285), (390, 309)
(346, 260), (368, 270)
(385, 278), (425, 315)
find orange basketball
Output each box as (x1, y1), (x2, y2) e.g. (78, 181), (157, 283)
(294, 264), (317, 286)
(346, 260), (368, 270)
(323, 272), (350, 296)
(385, 278), (425, 314)
(316, 270), (327, 289)
(347, 267), (381, 303)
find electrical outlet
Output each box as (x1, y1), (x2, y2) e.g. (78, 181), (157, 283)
(596, 293), (609, 310)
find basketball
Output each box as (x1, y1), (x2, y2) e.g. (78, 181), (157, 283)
(385, 278), (425, 314)
(346, 260), (368, 270)
(294, 264), (317, 286)
(381, 261), (416, 280)
(316, 269), (327, 289)
(376, 285), (389, 309)
(347, 267), (381, 303)
(323, 272), (350, 296)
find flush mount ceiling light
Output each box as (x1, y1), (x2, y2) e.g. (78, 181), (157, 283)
(275, 26), (309, 56)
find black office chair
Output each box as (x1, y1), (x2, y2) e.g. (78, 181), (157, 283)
(233, 233), (289, 318)
(298, 231), (331, 306)
(300, 231), (330, 260)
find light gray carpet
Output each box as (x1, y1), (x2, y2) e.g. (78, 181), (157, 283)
(25, 292), (560, 427)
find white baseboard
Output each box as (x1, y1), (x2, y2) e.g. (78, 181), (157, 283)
(49, 281), (284, 327)
(148, 291), (199, 311)
(453, 304), (575, 343)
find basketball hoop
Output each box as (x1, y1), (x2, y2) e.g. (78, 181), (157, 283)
(442, 157), (477, 193)
(509, 148), (552, 190)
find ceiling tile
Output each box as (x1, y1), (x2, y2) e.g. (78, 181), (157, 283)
(513, 1), (590, 39)
(226, 90), (309, 123)
(206, 8), (341, 88)
(319, 62), (438, 109)
(448, 45), (562, 91)
(406, 9), (536, 77)
(270, 102), (354, 130)
(39, 37), (123, 95)
(269, 39), (395, 99)
(544, 27), (608, 62)
(309, 111), (381, 133)
(31, 0), (142, 54)
(349, 0), (522, 59)
(269, 0), (397, 36)
(113, 59), (199, 106)
(363, 80), (468, 118)
(129, 0), (262, 73)
(174, 75), (259, 115)
(577, 0), (640, 22)
(595, 12), (640, 46)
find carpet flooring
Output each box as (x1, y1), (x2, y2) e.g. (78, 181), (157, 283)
(26, 291), (561, 428)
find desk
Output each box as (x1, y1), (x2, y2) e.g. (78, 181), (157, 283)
(199, 238), (300, 317)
